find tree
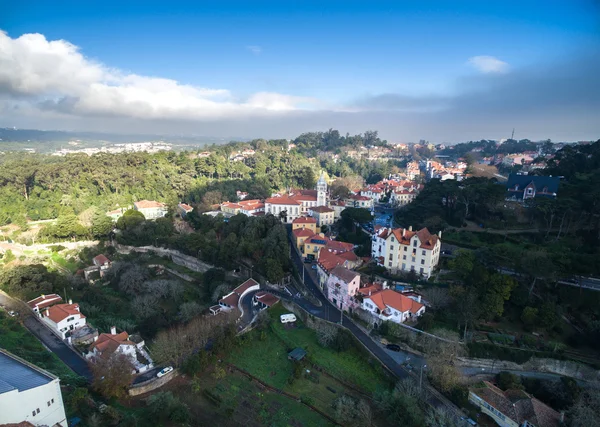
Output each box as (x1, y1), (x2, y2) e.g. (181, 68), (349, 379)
(300, 167), (316, 189)
(116, 209), (145, 230)
(90, 353), (134, 399)
(91, 210), (114, 237)
(0, 264), (58, 300)
(332, 394), (372, 427)
(567, 389), (600, 427)
(496, 371), (522, 390)
(146, 391), (190, 423)
(178, 301), (203, 322)
(341, 207), (373, 225)
(521, 306), (539, 327)
(315, 322), (339, 347)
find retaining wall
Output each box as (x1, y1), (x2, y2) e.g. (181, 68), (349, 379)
(128, 370), (178, 396)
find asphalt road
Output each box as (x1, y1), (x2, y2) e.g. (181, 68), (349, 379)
(23, 315), (93, 381)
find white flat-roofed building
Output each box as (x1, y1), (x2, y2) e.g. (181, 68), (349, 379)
(0, 349), (67, 427)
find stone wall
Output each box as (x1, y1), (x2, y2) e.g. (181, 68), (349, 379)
(456, 357), (600, 384)
(114, 243), (214, 272)
(128, 370), (178, 396)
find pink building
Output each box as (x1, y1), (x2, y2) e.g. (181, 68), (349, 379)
(325, 266), (361, 312)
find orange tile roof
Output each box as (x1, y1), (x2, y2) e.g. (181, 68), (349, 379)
(46, 303), (85, 323)
(325, 240), (354, 254)
(265, 196), (303, 206)
(89, 331), (135, 356)
(317, 250), (347, 272)
(93, 254), (110, 265)
(221, 202), (242, 209)
(293, 229), (315, 238)
(357, 283), (383, 296)
(134, 200), (166, 209)
(178, 203), (194, 212)
(365, 289), (424, 314)
(389, 227), (439, 250)
(254, 291), (280, 307)
(238, 199), (264, 210)
(293, 216), (317, 224)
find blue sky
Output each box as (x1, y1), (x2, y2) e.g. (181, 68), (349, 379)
(1, 1), (599, 141)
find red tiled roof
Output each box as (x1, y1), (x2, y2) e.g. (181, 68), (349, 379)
(178, 203), (193, 212)
(265, 196), (303, 206)
(93, 254), (110, 265)
(357, 283), (383, 296)
(293, 216), (317, 224)
(134, 200), (166, 209)
(364, 289), (424, 314)
(471, 382), (561, 427)
(325, 240), (354, 254)
(89, 331), (135, 356)
(238, 199), (264, 210)
(338, 251), (359, 262)
(27, 294), (63, 310)
(389, 227), (439, 250)
(317, 250), (347, 272)
(254, 291), (280, 307)
(293, 229), (315, 238)
(233, 278), (260, 295)
(46, 303), (85, 323)
(221, 202), (242, 209)
(291, 194), (318, 202)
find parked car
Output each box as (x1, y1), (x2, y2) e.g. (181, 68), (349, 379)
(8, 311), (18, 317)
(386, 343), (401, 352)
(311, 264), (318, 270)
(156, 366), (173, 378)
(280, 313), (297, 324)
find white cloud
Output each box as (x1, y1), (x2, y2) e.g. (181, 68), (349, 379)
(467, 55), (509, 74)
(0, 31), (314, 120)
(246, 45), (262, 55)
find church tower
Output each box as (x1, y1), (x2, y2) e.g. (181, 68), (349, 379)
(316, 171), (327, 206)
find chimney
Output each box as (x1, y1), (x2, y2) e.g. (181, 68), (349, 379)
(111, 326), (117, 335)
(45, 308), (50, 317)
(438, 230), (442, 239)
(402, 229), (406, 237)
(409, 226), (413, 231)
(68, 299), (73, 305)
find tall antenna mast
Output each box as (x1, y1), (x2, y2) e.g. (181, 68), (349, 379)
(511, 128), (515, 140)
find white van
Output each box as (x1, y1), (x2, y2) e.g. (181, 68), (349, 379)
(280, 313), (297, 324)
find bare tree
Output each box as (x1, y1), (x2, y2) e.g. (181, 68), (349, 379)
(132, 294), (159, 320)
(315, 322), (339, 348)
(178, 301), (203, 322)
(332, 394), (372, 427)
(90, 353), (134, 399)
(420, 287), (451, 309)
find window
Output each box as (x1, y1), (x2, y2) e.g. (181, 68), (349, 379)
(388, 262), (392, 267)
(404, 247), (407, 252)
(420, 268), (424, 274)
(390, 245), (394, 250)
(413, 241), (417, 247)
(421, 259), (425, 265)
(32, 411), (36, 417)
(403, 255), (406, 260)
(51, 399), (54, 404)
(36, 409), (40, 414)
(391, 237), (395, 242)
(47, 401), (51, 407)
(402, 263), (406, 269)
(389, 254), (393, 260)
(422, 250), (426, 256)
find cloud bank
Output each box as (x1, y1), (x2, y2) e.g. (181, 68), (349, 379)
(0, 30), (598, 142)
(0, 31), (316, 120)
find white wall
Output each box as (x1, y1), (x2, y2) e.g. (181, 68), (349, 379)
(0, 378), (67, 427)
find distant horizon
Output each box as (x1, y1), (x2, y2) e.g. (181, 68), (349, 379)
(0, 126), (593, 145)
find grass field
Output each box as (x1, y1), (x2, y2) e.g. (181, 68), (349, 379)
(50, 252), (80, 273)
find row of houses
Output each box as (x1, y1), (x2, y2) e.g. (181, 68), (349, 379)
(359, 178), (423, 206)
(290, 216), (427, 326)
(27, 294), (154, 374)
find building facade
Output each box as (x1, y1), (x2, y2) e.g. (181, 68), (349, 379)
(41, 302), (86, 339)
(0, 349), (67, 427)
(133, 200), (168, 219)
(360, 287), (425, 325)
(373, 227), (441, 278)
(308, 206), (335, 226)
(325, 266), (361, 312)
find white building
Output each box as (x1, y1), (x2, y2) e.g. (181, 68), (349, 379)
(373, 226), (441, 278)
(41, 302), (86, 340)
(86, 327), (153, 374)
(133, 200), (168, 220)
(0, 349), (67, 427)
(264, 196), (303, 223)
(265, 171), (328, 223)
(27, 294), (63, 316)
(359, 286), (425, 325)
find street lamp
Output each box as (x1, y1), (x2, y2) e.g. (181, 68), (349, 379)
(419, 364), (427, 392)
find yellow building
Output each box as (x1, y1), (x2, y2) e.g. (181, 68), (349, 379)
(309, 206), (335, 227)
(292, 216), (318, 234)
